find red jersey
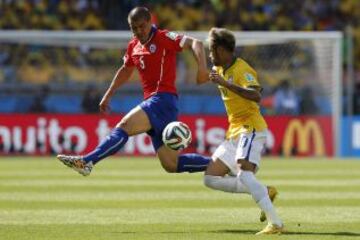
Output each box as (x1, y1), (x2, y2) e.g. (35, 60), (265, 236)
(123, 27), (185, 99)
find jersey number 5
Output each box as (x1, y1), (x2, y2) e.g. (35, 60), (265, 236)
(139, 56), (145, 69)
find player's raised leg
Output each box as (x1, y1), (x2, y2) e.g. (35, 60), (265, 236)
(139, 92), (210, 174)
(57, 106), (151, 176)
(157, 146), (210, 173)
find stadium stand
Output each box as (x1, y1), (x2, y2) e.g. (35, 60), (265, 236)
(110, 95), (143, 113)
(0, 0), (359, 114)
(44, 94), (82, 113)
(0, 94), (18, 113)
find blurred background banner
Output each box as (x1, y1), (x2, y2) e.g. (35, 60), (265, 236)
(1, 0), (359, 157)
(0, 114), (333, 157)
(341, 117), (360, 156)
(0, 30), (343, 157)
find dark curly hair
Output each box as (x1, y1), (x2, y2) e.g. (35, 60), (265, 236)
(208, 27), (236, 52)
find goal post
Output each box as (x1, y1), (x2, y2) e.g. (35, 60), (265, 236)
(0, 30), (343, 156)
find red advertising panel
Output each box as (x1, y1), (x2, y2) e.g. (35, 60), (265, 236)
(265, 116), (333, 156)
(0, 114), (333, 156)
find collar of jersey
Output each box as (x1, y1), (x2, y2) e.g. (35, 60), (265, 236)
(141, 25), (157, 46)
(223, 57), (238, 75)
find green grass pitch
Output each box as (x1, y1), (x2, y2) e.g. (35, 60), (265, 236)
(0, 156), (360, 240)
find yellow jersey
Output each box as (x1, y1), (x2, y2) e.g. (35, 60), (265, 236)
(213, 58), (267, 139)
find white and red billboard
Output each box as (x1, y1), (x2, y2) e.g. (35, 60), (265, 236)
(0, 114), (333, 156)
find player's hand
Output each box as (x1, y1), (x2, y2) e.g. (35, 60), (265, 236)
(99, 97), (111, 113)
(209, 71), (227, 86)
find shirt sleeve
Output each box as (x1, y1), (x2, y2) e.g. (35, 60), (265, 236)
(123, 42), (135, 67)
(241, 68), (260, 88)
(159, 30), (185, 52)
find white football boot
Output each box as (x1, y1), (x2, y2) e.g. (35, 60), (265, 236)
(57, 155), (93, 176)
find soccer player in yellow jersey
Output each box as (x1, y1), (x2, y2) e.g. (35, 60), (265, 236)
(199, 28), (284, 235)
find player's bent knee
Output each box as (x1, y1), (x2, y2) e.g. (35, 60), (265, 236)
(160, 162), (177, 173)
(157, 148), (179, 173)
(116, 119), (129, 131)
(159, 158), (178, 173)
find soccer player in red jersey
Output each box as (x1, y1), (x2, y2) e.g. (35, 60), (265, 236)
(57, 7), (210, 176)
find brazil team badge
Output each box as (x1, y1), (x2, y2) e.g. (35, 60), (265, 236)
(245, 73), (255, 82)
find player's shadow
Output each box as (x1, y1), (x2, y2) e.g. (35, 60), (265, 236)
(217, 229), (360, 237)
(213, 229), (257, 235)
(286, 231), (360, 237)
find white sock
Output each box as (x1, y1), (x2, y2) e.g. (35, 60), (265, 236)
(238, 171), (282, 226)
(257, 197), (282, 226)
(204, 175), (250, 194)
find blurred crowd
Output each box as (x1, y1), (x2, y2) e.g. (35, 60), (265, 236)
(0, 45), (121, 84)
(1, 0), (360, 31)
(1, 0), (359, 114)
(1, 0), (360, 63)
(0, 0), (104, 30)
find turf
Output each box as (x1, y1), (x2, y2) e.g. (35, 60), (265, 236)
(0, 156), (359, 240)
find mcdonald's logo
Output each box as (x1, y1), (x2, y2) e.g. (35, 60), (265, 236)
(282, 119), (325, 156)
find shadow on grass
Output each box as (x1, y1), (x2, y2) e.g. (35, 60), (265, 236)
(111, 229), (360, 237)
(111, 230), (257, 235)
(286, 231), (360, 237)
(218, 229), (360, 237)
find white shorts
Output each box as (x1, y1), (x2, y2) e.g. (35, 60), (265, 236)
(212, 130), (267, 175)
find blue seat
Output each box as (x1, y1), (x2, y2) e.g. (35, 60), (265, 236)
(0, 95), (17, 112)
(315, 96), (331, 114)
(16, 95), (34, 112)
(178, 95), (225, 114)
(45, 95), (82, 113)
(202, 96), (225, 114)
(110, 95), (142, 113)
(178, 95), (204, 114)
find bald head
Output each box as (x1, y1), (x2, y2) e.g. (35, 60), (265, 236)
(128, 7), (151, 23)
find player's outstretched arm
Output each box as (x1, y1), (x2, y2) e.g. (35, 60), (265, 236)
(99, 65), (135, 113)
(182, 37), (209, 84)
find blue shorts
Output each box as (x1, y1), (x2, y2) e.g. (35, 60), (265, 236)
(139, 93), (178, 151)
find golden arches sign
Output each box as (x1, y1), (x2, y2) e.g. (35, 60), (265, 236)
(282, 119), (325, 156)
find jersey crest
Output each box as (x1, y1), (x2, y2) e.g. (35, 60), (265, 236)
(149, 44), (157, 53)
(245, 73), (255, 82)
